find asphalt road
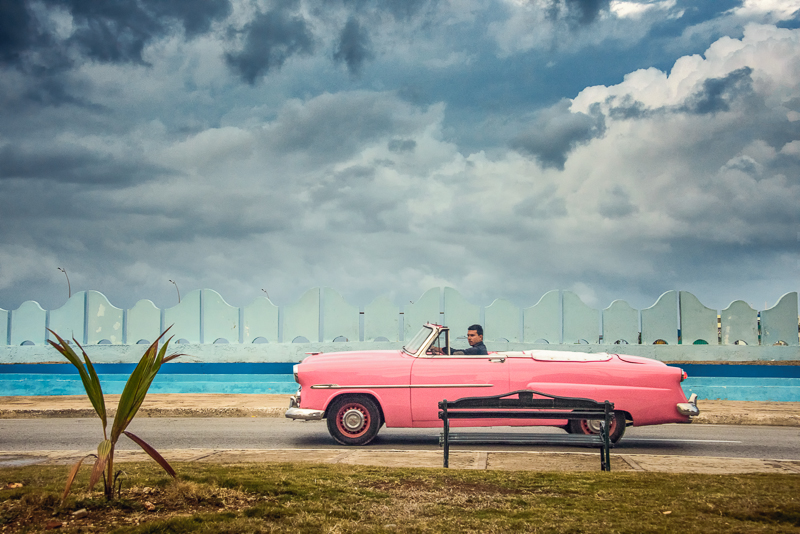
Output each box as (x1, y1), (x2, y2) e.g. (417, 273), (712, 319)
(2, 418), (799, 460)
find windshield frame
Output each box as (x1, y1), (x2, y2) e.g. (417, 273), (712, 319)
(402, 325), (437, 356)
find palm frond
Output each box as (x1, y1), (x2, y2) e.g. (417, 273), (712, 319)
(47, 330), (107, 428)
(89, 440), (112, 491)
(111, 328), (174, 442)
(123, 430), (177, 478)
(61, 454), (96, 506)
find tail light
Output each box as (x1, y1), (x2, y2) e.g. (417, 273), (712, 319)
(680, 369), (688, 382)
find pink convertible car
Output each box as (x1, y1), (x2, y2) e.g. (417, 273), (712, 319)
(286, 323), (699, 445)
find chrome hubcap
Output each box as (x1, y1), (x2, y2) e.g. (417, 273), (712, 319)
(584, 420), (604, 433)
(342, 408), (365, 431)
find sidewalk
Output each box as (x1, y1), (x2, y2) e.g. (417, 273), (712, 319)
(2, 395), (800, 426)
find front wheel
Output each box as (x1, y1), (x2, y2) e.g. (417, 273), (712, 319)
(566, 411), (626, 443)
(326, 395), (382, 446)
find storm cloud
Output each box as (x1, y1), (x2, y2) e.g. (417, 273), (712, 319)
(511, 100), (606, 170)
(0, 1), (797, 317)
(225, 3), (315, 84)
(334, 17), (372, 75)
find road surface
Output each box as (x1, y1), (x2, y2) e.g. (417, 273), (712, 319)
(2, 418), (799, 460)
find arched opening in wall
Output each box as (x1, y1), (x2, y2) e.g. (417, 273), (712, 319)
(292, 336), (310, 343)
(774, 340), (789, 346)
(251, 337), (269, 344)
(333, 336), (348, 342)
(734, 340), (748, 345)
(213, 338), (229, 344)
(175, 338), (190, 344)
(575, 339), (589, 344)
(614, 339), (629, 344)
(653, 339), (668, 344)
(136, 339), (150, 345)
(373, 336), (389, 342)
(693, 339), (708, 345)
(534, 339), (549, 344)
(20, 340), (35, 346)
(97, 339), (112, 345)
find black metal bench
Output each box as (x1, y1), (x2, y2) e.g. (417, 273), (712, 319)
(438, 390), (614, 471)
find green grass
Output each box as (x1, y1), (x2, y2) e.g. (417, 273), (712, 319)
(1, 462), (799, 533)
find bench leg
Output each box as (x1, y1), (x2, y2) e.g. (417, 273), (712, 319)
(602, 411), (612, 472)
(443, 417), (450, 468)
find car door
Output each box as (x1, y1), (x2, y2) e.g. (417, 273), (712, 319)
(409, 354), (510, 423)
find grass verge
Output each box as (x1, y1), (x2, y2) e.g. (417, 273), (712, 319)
(1, 462), (799, 533)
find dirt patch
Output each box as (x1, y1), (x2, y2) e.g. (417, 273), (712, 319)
(0, 481), (257, 533)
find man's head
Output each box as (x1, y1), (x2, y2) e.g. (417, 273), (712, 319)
(467, 324), (483, 346)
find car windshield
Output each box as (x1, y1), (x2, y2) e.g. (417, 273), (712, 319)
(403, 326), (434, 355)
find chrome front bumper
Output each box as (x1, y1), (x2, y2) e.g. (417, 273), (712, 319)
(676, 393), (700, 417)
(285, 395), (324, 420)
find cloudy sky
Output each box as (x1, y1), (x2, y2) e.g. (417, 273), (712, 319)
(0, 0), (798, 315)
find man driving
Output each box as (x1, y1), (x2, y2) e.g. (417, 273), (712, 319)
(433, 324), (488, 355)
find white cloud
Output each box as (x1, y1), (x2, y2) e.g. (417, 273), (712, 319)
(610, 0), (676, 20)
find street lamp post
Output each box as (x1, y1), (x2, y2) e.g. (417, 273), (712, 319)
(57, 267), (71, 298)
(169, 279), (181, 303)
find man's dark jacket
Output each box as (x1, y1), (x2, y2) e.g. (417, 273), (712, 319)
(452, 341), (488, 355)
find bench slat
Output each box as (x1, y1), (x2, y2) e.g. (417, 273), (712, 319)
(442, 410), (608, 420)
(440, 432), (607, 446)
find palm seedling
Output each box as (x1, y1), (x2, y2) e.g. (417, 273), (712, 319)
(47, 327), (184, 503)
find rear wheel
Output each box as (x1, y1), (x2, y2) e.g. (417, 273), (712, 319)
(566, 411), (626, 443)
(326, 395), (382, 446)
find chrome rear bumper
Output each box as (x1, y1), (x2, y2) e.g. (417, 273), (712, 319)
(677, 393), (700, 417)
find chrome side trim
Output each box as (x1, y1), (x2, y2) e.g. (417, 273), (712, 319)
(310, 383), (494, 389)
(285, 407), (325, 420)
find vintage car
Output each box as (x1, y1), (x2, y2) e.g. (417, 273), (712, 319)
(285, 323), (699, 445)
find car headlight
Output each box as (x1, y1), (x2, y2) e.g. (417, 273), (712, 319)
(293, 364), (299, 383)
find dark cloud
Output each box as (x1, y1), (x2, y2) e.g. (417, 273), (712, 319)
(0, 143), (171, 185)
(334, 17), (373, 75)
(149, 0), (232, 37)
(0, 0), (231, 68)
(265, 92), (421, 162)
(225, 4), (315, 84)
(511, 100), (606, 170)
(64, 0), (231, 63)
(607, 95), (650, 120)
(564, 0), (610, 25)
(548, 0), (610, 26)
(0, 0), (37, 65)
(387, 139), (416, 153)
(681, 67), (754, 114)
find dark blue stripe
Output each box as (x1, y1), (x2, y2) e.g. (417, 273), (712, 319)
(668, 364), (800, 378)
(0, 362), (297, 375)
